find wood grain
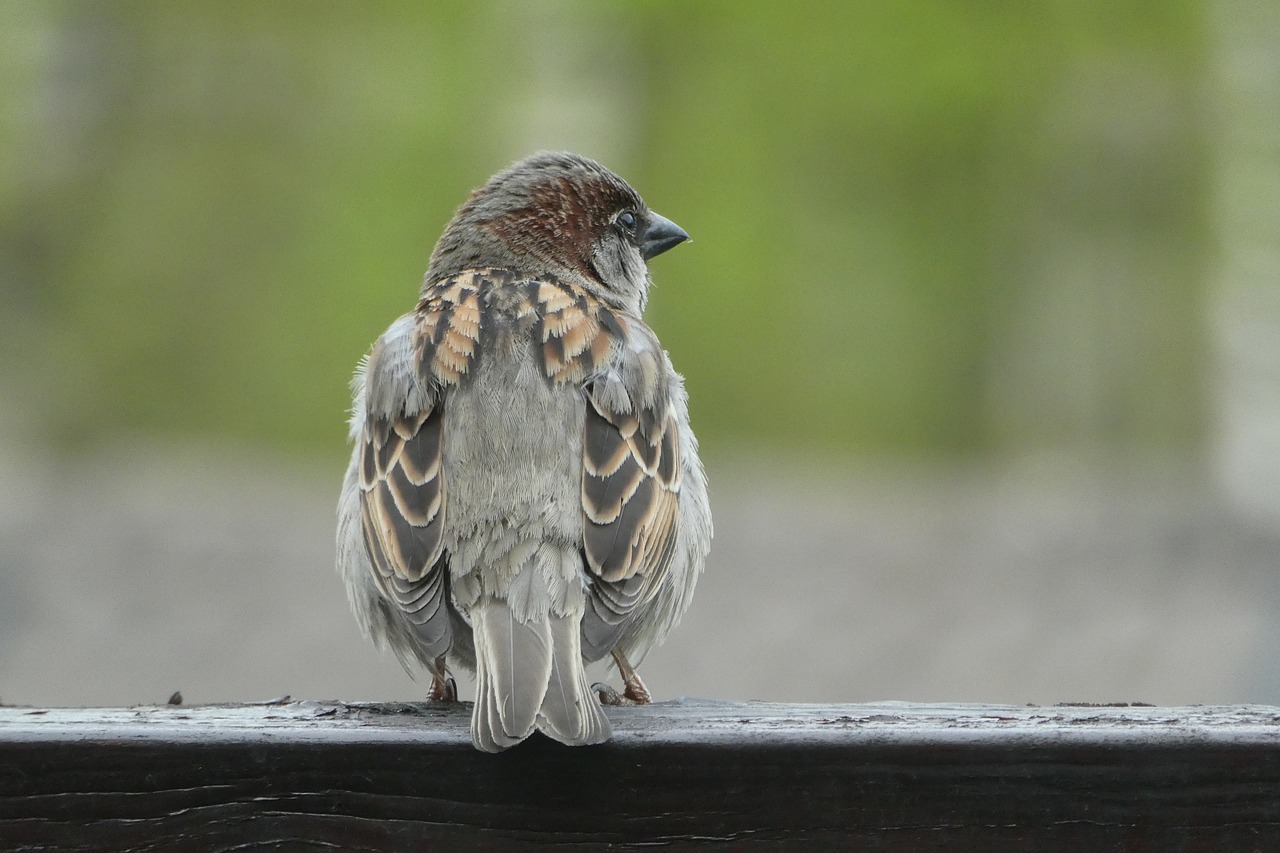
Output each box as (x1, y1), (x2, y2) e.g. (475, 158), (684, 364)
(2, 700), (1279, 850)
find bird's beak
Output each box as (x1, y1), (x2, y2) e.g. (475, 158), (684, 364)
(641, 212), (690, 260)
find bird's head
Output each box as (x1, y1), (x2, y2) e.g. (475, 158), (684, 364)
(426, 152), (688, 312)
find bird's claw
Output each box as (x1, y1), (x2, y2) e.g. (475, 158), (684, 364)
(593, 682), (630, 706)
(428, 675), (458, 703)
(610, 648), (652, 705)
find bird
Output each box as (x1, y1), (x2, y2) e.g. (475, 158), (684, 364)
(336, 152), (713, 752)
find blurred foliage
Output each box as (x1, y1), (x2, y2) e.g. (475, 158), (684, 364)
(0, 0), (1207, 462)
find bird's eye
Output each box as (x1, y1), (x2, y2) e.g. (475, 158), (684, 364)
(616, 210), (637, 233)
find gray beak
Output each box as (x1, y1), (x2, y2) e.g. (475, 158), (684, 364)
(641, 212), (690, 260)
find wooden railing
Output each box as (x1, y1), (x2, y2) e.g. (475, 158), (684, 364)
(3, 700), (1279, 849)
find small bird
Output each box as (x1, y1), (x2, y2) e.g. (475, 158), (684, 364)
(336, 152), (712, 751)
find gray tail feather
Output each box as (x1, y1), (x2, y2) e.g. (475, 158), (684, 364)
(470, 600), (611, 752)
(537, 613), (611, 746)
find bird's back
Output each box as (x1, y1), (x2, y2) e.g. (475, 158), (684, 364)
(437, 273), (589, 576)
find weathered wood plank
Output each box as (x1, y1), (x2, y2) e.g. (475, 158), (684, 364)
(2, 700), (1279, 850)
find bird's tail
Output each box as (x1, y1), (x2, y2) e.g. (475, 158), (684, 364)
(470, 597), (611, 752)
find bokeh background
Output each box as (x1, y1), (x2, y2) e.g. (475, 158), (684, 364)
(3, 1), (1280, 708)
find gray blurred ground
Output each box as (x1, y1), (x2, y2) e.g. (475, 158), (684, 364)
(2, 442), (1279, 709)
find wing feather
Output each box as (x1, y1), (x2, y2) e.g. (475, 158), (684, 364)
(359, 409), (446, 585)
(354, 270), (492, 662)
(358, 269), (492, 600)
(584, 409), (635, 478)
(580, 383), (682, 587)
(357, 409), (452, 657)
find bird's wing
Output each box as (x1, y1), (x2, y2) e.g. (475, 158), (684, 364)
(576, 336), (684, 658)
(525, 275), (683, 586)
(581, 384), (682, 583)
(357, 406), (451, 651)
(524, 276), (684, 658)
(355, 272), (486, 654)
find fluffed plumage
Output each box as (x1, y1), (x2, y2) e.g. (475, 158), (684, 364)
(336, 152), (712, 751)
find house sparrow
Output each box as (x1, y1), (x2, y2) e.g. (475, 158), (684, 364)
(336, 152), (712, 752)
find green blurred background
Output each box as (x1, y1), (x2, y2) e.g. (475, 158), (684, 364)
(3, 1), (1280, 708)
(0, 0), (1207, 459)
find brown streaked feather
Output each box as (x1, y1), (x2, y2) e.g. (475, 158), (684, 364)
(358, 498), (394, 579)
(416, 270), (492, 386)
(637, 405), (663, 442)
(418, 307), (451, 348)
(585, 460), (650, 529)
(357, 399), (451, 656)
(628, 432), (661, 474)
(586, 480), (658, 581)
(364, 472), (439, 583)
(580, 385), (682, 587)
(589, 326), (614, 368)
(536, 280), (576, 312)
(542, 305), (581, 338)
(450, 297), (481, 338)
(443, 326), (475, 357)
(356, 273), (524, 662)
(374, 429), (401, 479)
(634, 487), (679, 581)
(398, 408), (443, 485)
(583, 408), (633, 478)
(386, 464), (442, 526)
(434, 344), (470, 378)
(359, 298), (454, 590)
(542, 334), (567, 378)
(530, 279), (626, 383)
(560, 314), (598, 360)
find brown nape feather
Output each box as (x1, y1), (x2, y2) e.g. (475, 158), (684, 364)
(425, 152), (644, 291)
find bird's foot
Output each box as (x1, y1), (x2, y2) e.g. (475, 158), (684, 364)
(427, 675), (457, 702)
(622, 678), (651, 704)
(610, 648), (652, 705)
(426, 654), (458, 703)
(593, 682), (628, 706)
